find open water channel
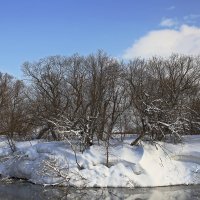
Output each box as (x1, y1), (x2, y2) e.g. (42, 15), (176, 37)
(0, 180), (199, 199)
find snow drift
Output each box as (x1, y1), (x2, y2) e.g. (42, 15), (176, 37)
(0, 135), (199, 187)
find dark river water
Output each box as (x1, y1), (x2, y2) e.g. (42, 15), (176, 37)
(0, 180), (199, 200)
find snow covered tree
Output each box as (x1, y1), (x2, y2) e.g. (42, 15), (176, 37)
(126, 55), (200, 144)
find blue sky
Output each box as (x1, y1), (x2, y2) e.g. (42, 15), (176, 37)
(0, 0), (200, 78)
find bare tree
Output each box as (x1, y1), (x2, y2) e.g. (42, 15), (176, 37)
(0, 73), (32, 150)
(126, 55), (200, 145)
(22, 56), (69, 139)
(18, 53), (200, 147)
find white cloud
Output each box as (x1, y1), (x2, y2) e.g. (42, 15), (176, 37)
(123, 25), (200, 59)
(160, 18), (177, 27)
(167, 6), (175, 10)
(184, 14), (200, 24)
(184, 14), (200, 20)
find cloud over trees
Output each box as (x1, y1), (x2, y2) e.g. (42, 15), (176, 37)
(123, 25), (200, 59)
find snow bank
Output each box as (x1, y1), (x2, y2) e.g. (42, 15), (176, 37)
(0, 136), (199, 187)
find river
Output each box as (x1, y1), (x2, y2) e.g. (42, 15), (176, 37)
(0, 180), (199, 199)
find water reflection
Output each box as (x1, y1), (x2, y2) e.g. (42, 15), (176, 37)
(0, 180), (199, 200)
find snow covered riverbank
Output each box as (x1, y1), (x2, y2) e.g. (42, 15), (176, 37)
(0, 135), (199, 187)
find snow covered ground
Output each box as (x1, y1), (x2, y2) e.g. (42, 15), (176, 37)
(0, 135), (199, 187)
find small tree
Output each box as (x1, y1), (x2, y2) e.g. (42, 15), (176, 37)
(0, 73), (32, 150)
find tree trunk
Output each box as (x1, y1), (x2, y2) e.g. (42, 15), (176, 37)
(130, 132), (145, 146)
(36, 126), (50, 139)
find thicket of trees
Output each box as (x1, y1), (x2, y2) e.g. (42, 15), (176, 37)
(1, 51), (200, 147)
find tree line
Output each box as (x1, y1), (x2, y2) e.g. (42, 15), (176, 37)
(1, 51), (200, 147)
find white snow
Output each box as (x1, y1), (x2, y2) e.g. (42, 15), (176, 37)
(0, 135), (199, 187)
